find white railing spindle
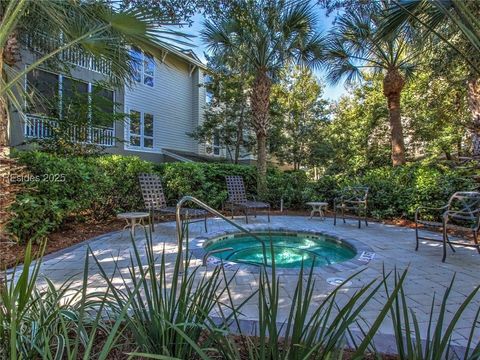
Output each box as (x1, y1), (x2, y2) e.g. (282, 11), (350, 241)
(24, 114), (114, 147)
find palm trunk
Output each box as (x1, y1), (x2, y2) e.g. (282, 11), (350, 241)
(0, 33), (17, 244)
(234, 103), (245, 164)
(467, 76), (480, 155)
(0, 50), (9, 150)
(383, 69), (406, 166)
(251, 70), (271, 195)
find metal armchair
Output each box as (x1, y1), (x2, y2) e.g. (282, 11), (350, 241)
(138, 173), (208, 232)
(333, 186), (369, 228)
(225, 175), (270, 224)
(415, 191), (480, 262)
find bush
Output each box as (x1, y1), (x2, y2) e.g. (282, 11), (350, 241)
(8, 151), (154, 243)
(314, 162), (477, 219)
(8, 151), (475, 243)
(156, 162), (256, 208)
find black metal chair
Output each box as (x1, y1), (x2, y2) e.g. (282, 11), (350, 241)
(138, 173), (208, 232)
(225, 175), (270, 224)
(415, 191), (480, 262)
(333, 186), (369, 228)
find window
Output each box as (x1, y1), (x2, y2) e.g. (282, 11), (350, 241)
(130, 48), (142, 82)
(129, 48), (155, 87)
(144, 54), (155, 87)
(129, 110), (154, 149)
(206, 90), (213, 105)
(26, 69), (59, 117)
(26, 70), (114, 126)
(92, 85), (115, 127)
(212, 130), (221, 156)
(62, 77), (88, 117)
(129, 110), (141, 147)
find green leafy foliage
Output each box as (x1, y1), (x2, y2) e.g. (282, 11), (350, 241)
(0, 242), (127, 359)
(4, 230), (479, 359)
(270, 66), (330, 170)
(314, 162), (477, 219)
(8, 151), (153, 243)
(157, 162), (257, 208)
(8, 151), (475, 242)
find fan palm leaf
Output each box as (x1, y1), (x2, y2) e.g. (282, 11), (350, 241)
(202, 0), (325, 192)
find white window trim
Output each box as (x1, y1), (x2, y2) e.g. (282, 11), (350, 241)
(130, 48), (155, 88)
(126, 108), (156, 151)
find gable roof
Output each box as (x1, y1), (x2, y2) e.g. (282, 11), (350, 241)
(154, 41), (207, 70)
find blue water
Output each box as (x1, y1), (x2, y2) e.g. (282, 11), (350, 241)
(204, 233), (356, 268)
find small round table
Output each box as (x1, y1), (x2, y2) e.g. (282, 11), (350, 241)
(117, 212), (150, 237)
(306, 202), (328, 220)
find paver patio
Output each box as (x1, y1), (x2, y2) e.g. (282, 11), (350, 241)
(21, 215), (480, 353)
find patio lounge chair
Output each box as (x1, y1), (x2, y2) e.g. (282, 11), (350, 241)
(415, 191), (480, 262)
(225, 175), (270, 224)
(138, 173), (208, 232)
(333, 186), (369, 228)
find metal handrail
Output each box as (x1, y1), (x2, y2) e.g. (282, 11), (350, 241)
(175, 195), (268, 264)
(202, 247), (234, 266)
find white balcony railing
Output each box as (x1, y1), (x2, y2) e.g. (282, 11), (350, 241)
(24, 34), (111, 75)
(24, 114), (115, 147)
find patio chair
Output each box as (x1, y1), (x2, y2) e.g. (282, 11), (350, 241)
(415, 191), (480, 262)
(138, 173), (208, 232)
(225, 175), (270, 224)
(333, 186), (369, 228)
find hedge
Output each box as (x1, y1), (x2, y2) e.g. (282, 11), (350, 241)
(9, 151), (154, 242)
(7, 151), (477, 243)
(314, 163), (477, 219)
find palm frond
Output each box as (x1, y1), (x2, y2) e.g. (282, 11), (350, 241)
(378, 0), (480, 74)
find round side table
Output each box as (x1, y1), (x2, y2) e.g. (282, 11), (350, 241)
(117, 212), (150, 237)
(306, 202), (328, 220)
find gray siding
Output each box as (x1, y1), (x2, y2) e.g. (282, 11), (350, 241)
(9, 46), (207, 164)
(123, 55), (204, 156)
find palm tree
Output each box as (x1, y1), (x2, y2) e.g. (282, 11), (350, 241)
(0, 0), (187, 154)
(324, 3), (423, 166)
(0, 0), (185, 241)
(202, 0), (324, 193)
(378, 0), (480, 155)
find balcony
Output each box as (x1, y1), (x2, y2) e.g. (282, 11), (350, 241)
(24, 34), (111, 75)
(24, 114), (115, 147)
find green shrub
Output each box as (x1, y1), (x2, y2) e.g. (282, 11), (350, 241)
(8, 151), (475, 243)
(314, 162), (477, 219)
(265, 169), (316, 209)
(156, 162), (257, 208)
(8, 151), (154, 243)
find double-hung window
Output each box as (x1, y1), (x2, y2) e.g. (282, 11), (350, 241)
(130, 47), (155, 87)
(129, 110), (154, 149)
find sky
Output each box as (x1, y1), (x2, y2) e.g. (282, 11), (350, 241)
(169, 6), (347, 101)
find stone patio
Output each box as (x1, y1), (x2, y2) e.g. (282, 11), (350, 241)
(20, 215), (480, 353)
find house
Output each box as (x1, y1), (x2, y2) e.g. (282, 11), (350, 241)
(9, 36), (215, 163)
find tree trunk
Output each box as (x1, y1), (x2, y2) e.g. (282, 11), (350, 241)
(0, 50), (9, 150)
(383, 69), (406, 166)
(467, 76), (480, 156)
(234, 103), (245, 164)
(256, 132), (267, 192)
(0, 35), (16, 244)
(251, 70), (271, 195)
